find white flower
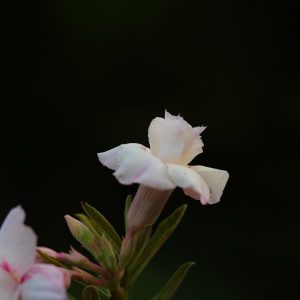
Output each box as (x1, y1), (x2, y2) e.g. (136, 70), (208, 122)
(98, 111), (229, 205)
(0, 206), (68, 300)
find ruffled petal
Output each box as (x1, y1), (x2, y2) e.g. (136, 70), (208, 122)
(98, 143), (175, 190)
(21, 264), (68, 300)
(148, 115), (185, 164)
(167, 164), (211, 204)
(148, 111), (205, 164)
(0, 267), (19, 300)
(0, 206), (37, 275)
(191, 166), (229, 204)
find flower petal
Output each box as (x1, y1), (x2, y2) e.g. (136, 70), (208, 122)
(148, 115), (184, 164)
(167, 164), (211, 204)
(98, 143), (175, 190)
(148, 111), (205, 164)
(0, 206), (37, 275)
(21, 264), (68, 300)
(0, 267), (19, 300)
(191, 166), (229, 204)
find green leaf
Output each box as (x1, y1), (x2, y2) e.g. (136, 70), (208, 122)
(82, 202), (122, 251)
(83, 286), (102, 300)
(124, 204), (187, 287)
(150, 262), (195, 300)
(124, 195), (133, 234)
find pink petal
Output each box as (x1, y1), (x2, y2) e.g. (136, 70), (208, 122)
(0, 267), (19, 300)
(0, 206), (37, 275)
(98, 143), (175, 190)
(21, 264), (68, 300)
(167, 164), (211, 204)
(191, 166), (229, 204)
(148, 111), (205, 164)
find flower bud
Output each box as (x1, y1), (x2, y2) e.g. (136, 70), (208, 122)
(37, 246), (108, 277)
(65, 215), (99, 257)
(71, 267), (108, 287)
(65, 215), (117, 271)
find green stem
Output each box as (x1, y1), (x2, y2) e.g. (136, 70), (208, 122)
(110, 276), (129, 300)
(112, 287), (128, 300)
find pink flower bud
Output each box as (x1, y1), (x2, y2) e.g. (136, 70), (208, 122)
(70, 267), (108, 287)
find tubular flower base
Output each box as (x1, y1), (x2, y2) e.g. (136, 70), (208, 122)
(127, 185), (173, 233)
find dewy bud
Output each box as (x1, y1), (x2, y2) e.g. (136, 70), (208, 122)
(127, 185), (173, 234)
(65, 215), (117, 271)
(65, 215), (97, 256)
(65, 215), (93, 243)
(96, 234), (117, 271)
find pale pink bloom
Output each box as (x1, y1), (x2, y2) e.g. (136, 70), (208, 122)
(0, 206), (68, 300)
(99, 111), (229, 204)
(98, 111), (229, 232)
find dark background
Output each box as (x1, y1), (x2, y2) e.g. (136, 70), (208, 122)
(1, 0), (299, 299)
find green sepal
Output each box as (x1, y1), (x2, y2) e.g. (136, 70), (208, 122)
(124, 195), (133, 234)
(83, 286), (102, 300)
(123, 226), (151, 270)
(131, 225), (152, 262)
(82, 202), (122, 252)
(118, 226), (151, 270)
(150, 262), (195, 300)
(123, 204), (187, 287)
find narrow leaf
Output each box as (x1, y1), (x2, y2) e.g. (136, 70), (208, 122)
(83, 286), (102, 300)
(82, 202), (122, 251)
(151, 262), (195, 300)
(124, 195), (133, 233)
(124, 204), (187, 287)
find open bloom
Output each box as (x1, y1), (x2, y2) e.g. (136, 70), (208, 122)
(98, 111), (229, 232)
(0, 206), (68, 300)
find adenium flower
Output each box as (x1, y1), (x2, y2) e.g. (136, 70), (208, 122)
(98, 111), (229, 233)
(0, 206), (68, 300)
